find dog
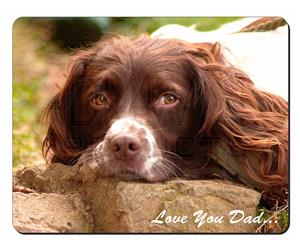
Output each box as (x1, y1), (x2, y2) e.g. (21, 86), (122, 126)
(43, 35), (288, 206)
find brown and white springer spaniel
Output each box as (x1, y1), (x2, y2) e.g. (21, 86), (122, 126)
(43, 35), (288, 206)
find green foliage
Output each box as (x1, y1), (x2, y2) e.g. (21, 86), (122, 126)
(13, 19), (52, 168)
(13, 80), (44, 168)
(256, 204), (289, 233)
(13, 81), (39, 122)
(110, 17), (241, 35)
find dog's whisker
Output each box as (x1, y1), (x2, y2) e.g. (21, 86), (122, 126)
(76, 153), (103, 167)
(68, 147), (97, 165)
(155, 161), (170, 177)
(156, 160), (178, 179)
(157, 156), (191, 180)
(160, 149), (183, 160)
(152, 163), (168, 181)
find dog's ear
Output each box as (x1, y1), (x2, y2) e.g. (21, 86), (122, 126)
(43, 51), (94, 164)
(187, 42), (288, 191)
(187, 42), (226, 137)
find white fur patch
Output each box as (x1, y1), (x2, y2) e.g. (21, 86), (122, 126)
(80, 115), (169, 181)
(107, 117), (156, 153)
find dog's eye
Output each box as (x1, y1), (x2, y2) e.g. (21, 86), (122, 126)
(158, 94), (178, 105)
(91, 94), (109, 106)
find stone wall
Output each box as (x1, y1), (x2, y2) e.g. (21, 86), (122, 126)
(13, 163), (261, 233)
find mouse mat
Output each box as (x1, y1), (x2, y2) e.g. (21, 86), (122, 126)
(12, 16), (289, 234)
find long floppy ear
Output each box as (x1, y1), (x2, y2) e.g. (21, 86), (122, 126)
(188, 42), (288, 200)
(43, 50), (95, 164)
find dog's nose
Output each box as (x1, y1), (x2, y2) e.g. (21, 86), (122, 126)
(110, 135), (142, 160)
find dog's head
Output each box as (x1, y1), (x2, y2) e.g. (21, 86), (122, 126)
(43, 35), (288, 186)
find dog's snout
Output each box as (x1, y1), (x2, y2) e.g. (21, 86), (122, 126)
(110, 135), (142, 160)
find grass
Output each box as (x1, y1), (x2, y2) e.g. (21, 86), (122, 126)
(256, 202), (289, 233)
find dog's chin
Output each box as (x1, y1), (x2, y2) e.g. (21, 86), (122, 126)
(98, 157), (173, 183)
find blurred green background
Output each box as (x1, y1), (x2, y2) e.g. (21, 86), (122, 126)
(13, 17), (240, 169)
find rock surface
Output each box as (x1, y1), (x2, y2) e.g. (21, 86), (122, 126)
(13, 192), (93, 233)
(13, 163), (261, 233)
(84, 178), (261, 232)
